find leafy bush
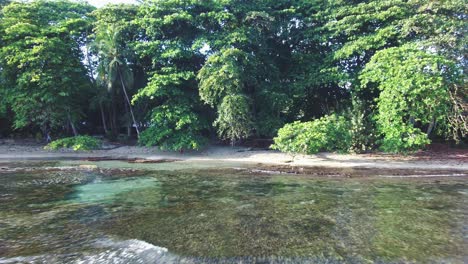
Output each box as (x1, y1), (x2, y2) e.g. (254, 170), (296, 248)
(360, 45), (458, 153)
(347, 99), (377, 153)
(378, 125), (430, 153)
(271, 114), (351, 154)
(45, 136), (102, 151)
(139, 126), (206, 151)
(214, 94), (253, 144)
(138, 104), (207, 151)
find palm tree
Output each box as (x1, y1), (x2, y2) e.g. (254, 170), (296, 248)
(94, 24), (140, 137)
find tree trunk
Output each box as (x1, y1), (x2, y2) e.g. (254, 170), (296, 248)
(84, 42), (108, 136)
(99, 101), (109, 134)
(427, 119), (436, 136)
(111, 93), (118, 136)
(42, 123), (51, 143)
(67, 113), (78, 137)
(124, 99), (132, 138)
(118, 69), (140, 137)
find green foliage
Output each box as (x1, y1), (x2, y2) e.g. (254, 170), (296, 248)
(272, 114), (351, 154)
(360, 44), (460, 152)
(347, 98), (377, 153)
(0, 0), (94, 134)
(377, 125), (430, 153)
(0, 0), (10, 8)
(198, 48), (255, 143)
(92, 13), (140, 136)
(324, 0), (467, 152)
(214, 94), (253, 144)
(198, 48), (251, 107)
(0, 0), (465, 153)
(45, 136), (101, 151)
(196, 1), (299, 139)
(138, 104), (206, 151)
(133, 0), (211, 149)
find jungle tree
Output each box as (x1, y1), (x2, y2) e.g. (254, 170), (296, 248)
(91, 4), (141, 138)
(323, 0), (467, 151)
(198, 0), (300, 142)
(0, 0), (94, 137)
(132, 0), (214, 150)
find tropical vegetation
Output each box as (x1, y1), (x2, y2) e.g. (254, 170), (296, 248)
(0, 0), (466, 153)
(45, 135), (101, 151)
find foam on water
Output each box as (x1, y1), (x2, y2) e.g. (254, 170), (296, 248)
(77, 238), (173, 264)
(0, 238), (174, 264)
(0, 238), (464, 264)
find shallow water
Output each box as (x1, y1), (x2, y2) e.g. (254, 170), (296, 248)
(0, 161), (467, 263)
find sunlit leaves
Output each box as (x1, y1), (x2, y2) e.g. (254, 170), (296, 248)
(272, 114), (352, 154)
(360, 44), (461, 152)
(0, 0), (94, 133)
(198, 48), (250, 107)
(138, 103), (207, 151)
(214, 94), (253, 143)
(133, 0), (210, 149)
(133, 69), (194, 101)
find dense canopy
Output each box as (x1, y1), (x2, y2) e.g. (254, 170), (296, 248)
(0, 0), (466, 152)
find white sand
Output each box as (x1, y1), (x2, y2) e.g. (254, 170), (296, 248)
(0, 143), (467, 171)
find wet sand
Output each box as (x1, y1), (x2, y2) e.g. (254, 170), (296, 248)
(0, 142), (467, 171)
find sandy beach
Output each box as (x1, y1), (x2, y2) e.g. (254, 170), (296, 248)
(0, 141), (467, 171)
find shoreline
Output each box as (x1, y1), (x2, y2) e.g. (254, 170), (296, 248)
(0, 143), (467, 171)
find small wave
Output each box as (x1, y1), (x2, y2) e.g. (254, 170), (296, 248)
(0, 255), (44, 264)
(76, 238), (174, 264)
(0, 239), (175, 264)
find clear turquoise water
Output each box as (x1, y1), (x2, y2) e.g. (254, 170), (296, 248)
(0, 161), (467, 263)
